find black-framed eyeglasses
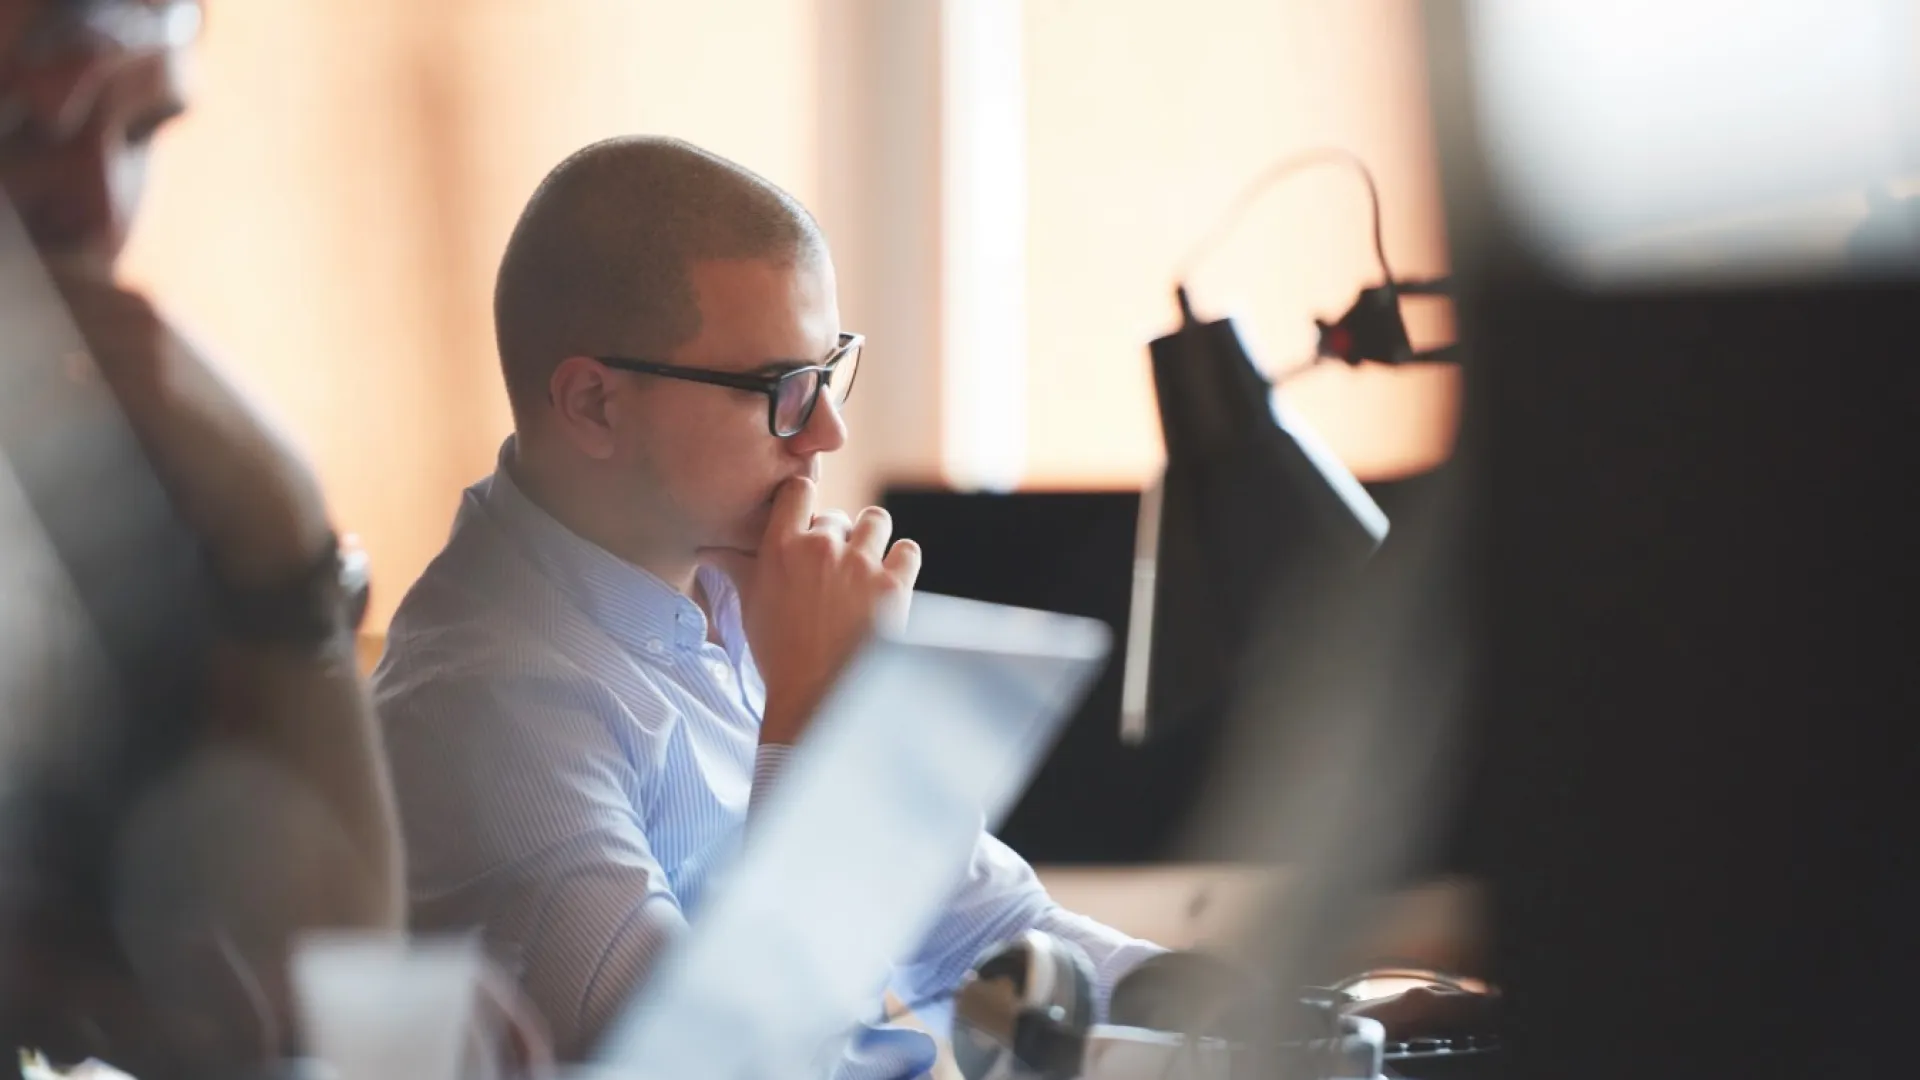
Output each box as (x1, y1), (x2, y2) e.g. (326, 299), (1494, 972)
(597, 331), (863, 438)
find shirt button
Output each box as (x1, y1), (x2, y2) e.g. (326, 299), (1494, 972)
(646, 638), (665, 654)
(709, 661), (732, 682)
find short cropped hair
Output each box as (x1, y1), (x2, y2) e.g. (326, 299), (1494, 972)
(492, 135), (825, 418)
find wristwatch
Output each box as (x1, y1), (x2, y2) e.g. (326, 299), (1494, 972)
(211, 532), (371, 649)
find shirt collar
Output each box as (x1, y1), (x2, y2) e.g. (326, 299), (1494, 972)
(467, 437), (741, 661)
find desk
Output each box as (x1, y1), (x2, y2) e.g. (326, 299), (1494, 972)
(893, 869), (1486, 1079)
(1033, 866), (1487, 975)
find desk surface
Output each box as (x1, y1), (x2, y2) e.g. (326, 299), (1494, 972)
(1034, 865), (1487, 973)
(902, 868), (1486, 1079)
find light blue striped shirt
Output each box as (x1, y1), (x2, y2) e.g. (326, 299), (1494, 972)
(371, 441), (1160, 1076)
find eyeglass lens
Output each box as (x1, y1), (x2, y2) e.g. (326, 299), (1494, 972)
(771, 342), (860, 436)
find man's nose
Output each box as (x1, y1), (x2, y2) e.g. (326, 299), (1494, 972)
(788, 392), (849, 456)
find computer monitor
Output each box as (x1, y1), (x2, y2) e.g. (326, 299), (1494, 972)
(883, 469), (1440, 867)
(881, 489), (1192, 864)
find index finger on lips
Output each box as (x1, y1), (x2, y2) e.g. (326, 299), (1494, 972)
(766, 476), (817, 541)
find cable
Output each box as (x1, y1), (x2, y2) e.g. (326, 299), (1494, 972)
(1171, 148), (1409, 383)
(1174, 147), (1395, 296)
(1270, 355), (1326, 387)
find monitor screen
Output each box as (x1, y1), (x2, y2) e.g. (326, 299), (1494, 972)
(883, 472), (1443, 866)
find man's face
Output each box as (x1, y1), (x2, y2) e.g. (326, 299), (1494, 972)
(0, 0), (194, 263)
(605, 253), (850, 556)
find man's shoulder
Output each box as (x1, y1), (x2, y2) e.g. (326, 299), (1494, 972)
(373, 610), (584, 725)
(373, 566), (680, 740)
(371, 503), (698, 737)
(373, 513), (577, 684)
(372, 561), (543, 687)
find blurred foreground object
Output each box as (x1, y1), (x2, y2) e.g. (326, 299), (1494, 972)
(292, 933), (550, 1080)
(1427, 2), (1920, 1078)
(2, 1), (400, 1069)
(0, 191), (400, 1078)
(1447, 0), (1920, 284)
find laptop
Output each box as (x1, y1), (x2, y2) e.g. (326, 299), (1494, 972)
(591, 591), (1111, 1080)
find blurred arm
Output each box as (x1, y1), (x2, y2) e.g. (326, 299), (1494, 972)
(61, 273), (408, 1065)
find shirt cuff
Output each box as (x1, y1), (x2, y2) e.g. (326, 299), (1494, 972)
(748, 742), (794, 821)
(1029, 905), (1170, 1021)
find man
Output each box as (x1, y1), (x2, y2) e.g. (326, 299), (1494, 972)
(1, 2), (407, 1075)
(373, 136), (1164, 1076)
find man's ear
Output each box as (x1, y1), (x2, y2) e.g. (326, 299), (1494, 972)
(547, 356), (619, 460)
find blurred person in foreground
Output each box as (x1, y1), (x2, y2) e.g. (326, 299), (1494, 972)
(0, 2), (407, 1076)
(371, 135), (1168, 1078)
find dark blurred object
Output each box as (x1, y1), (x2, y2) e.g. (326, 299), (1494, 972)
(1426, 3), (1920, 1079)
(1136, 299), (1387, 743)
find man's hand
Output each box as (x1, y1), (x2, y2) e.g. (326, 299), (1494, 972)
(46, 258), (334, 589)
(707, 477), (922, 746)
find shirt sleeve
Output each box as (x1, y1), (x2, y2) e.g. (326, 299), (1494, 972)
(888, 831), (1167, 1022)
(1029, 904), (1169, 1017)
(377, 663), (691, 1061)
